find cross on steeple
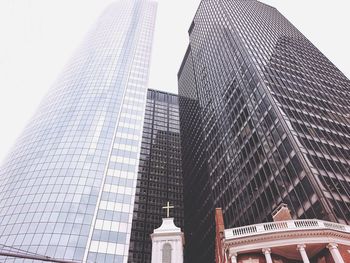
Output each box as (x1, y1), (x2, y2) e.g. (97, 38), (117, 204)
(162, 201), (174, 218)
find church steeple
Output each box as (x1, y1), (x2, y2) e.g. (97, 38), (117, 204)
(150, 203), (184, 263)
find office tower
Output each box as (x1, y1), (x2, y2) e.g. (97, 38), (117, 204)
(0, 0), (157, 262)
(128, 89), (183, 263)
(178, 0), (350, 262)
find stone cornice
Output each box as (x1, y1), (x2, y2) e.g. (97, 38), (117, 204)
(223, 219), (350, 260)
(224, 219), (350, 241)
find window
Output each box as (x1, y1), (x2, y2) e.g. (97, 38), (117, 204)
(162, 243), (172, 263)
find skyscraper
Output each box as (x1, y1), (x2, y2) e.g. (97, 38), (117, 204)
(0, 0), (157, 262)
(178, 0), (350, 262)
(128, 89), (183, 263)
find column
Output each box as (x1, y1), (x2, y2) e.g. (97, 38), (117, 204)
(151, 240), (159, 263)
(224, 249), (228, 263)
(327, 243), (345, 263)
(297, 244), (310, 263)
(156, 241), (161, 263)
(262, 248), (273, 263)
(229, 251), (237, 263)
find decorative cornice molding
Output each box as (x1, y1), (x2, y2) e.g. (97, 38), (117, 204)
(224, 219), (350, 241)
(225, 229), (350, 247)
(221, 220), (350, 262)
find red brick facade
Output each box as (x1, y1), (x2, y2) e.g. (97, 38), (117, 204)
(272, 203), (292, 222)
(215, 208), (225, 263)
(338, 244), (350, 263)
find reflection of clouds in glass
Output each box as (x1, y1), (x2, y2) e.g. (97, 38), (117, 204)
(0, 1), (157, 262)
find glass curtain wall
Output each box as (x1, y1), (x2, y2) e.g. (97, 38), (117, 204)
(178, 0), (350, 262)
(0, 1), (157, 263)
(128, 89), (183, 263)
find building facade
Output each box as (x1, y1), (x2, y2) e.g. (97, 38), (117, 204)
(178, 0), (350, 262)
(150, 218), (184, 263)
(0, 1), (157, 262)
(215, 206), (350, 263)
(128, 90), (184, 263)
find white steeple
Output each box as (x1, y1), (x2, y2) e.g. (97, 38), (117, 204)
(150, 217), (184, 263)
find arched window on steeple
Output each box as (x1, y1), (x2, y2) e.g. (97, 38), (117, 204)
(162, 243), (172, 263)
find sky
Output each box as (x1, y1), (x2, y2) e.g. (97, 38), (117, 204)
(0, 0), (349, 163)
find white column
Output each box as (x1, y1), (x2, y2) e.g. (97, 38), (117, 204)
(327, 243), (345, 263)
(156, 241), (162, 263)
(262, 248), (273, 263)
(297, 244), (310, 263)
(151, 240), (159, 263)
(173, 240), (179, 263)
(229, 251), (237, 263)
(179, 239), (184, 263)
(156, 241), (161, 263)
(224, 249), (228, 263)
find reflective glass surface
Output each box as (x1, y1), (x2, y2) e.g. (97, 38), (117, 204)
(0, 1), (157, 262)
(178, 0), (350, 262)
(128, 90), (183, 263)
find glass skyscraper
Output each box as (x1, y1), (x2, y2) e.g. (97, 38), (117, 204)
(0, 0), (157, 262)
(178, 0), (350, 262)
(128, 89), (183, 263)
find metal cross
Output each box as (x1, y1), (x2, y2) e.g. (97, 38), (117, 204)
(162, 201), (174, 218)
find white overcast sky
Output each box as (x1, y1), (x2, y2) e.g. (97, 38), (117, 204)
(0, 0), (349, 163)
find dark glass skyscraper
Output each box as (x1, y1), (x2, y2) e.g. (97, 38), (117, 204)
(178, 0), (350, 262)
(128, 89), (183, 263)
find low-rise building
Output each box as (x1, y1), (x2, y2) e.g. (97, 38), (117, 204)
(216, 205), (350, 263)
